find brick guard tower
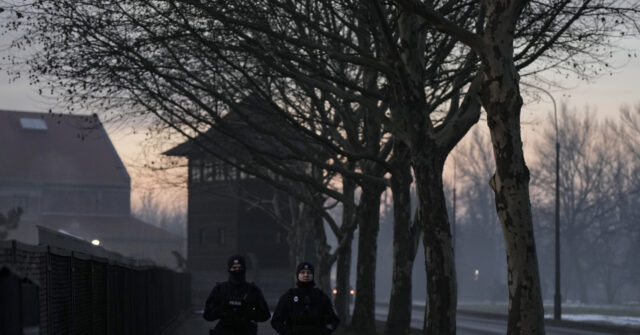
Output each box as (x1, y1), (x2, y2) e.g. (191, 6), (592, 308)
(164, 99), (313, 307)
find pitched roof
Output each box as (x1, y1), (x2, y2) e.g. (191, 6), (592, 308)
(0, 110), (129, 186)
(7, 215), (182, 268)
(7, 214), (181, 249)
(164, 96), (317, 159)
(40, 214), (181, 242)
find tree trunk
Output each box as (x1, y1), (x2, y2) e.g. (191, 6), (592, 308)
(335, 230), (354, 325)
(603, 264), (618, 304)
(478, 2), (545, 333)
(412, 157), (457, 335)
(485, 106), (545, 334)
(335, 172), (356, 325)
(481, 60), (544, 335)
(313, 205), (332, 293)
(384, 143), (416, 335)
(569, 245), (589, 304)
(562, 237), (577, 302)
(287, 213), (304, 285)
(392, 10), (458, 333)
(349, 184), (384, 334)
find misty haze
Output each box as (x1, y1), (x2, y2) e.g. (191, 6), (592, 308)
(1, 1), (639, 335)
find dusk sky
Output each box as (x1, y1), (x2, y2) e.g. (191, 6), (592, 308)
(2, 36), (639, 206)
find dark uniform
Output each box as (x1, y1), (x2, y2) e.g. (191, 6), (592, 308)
(271, 262), (339, 335)
(203, 255), (271, 335)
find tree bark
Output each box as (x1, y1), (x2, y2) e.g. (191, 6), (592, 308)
(384, 142), (417, 335)
(287, 211), (305, 285)
(349, 183), (384, 334)
(412, 157), (457, 335)
(335, 174), (356, 326)
(476, 2), (545, 333)
(313, 204), (332, 293)
(481, 49), (543, 335)
(484, 105), (545, 334)
(335, 230), (354, 324)
(566, 240), (589, 304)
(392, 9), (459, 332)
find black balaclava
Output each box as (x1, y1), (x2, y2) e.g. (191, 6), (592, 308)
(227, 254), (246, 284)
(295, 261), (315, 290)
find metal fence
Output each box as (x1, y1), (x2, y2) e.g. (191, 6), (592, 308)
(0, 240), (191, 335)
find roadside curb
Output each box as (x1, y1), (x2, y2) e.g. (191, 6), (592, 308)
(458, 309), (640, 334)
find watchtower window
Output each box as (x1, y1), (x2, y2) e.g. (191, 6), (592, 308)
(215, 164), (225, 181)
(203, 161), (214, 182)
(228, 166), (237, 180)
(190, 159), (202, 183)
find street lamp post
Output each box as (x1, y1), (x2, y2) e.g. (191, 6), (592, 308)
(452, 158), (457, 252)
(522, 82), (561, 320)
(554, 124), (561, 320)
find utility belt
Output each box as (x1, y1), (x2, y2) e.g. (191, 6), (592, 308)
(220, 316), (254, 327)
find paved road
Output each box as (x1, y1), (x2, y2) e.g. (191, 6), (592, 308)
(168, 309), (632, 335)
(454, 314), (617, 335)
(166, 311), (278, 335)
(400, 312), (631, 334)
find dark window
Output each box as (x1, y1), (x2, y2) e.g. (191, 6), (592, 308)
(203, 161), (214, 182)
(304, 162), (313, 174)
(215, 164), (225, 181)
(228, 166), (237, 180)
(238, 164), (250, 179)
(191, 159), (202, 182)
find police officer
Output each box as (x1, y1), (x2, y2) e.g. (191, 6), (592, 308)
(271, 262), (339, 335)
(203, 254), (271, 335)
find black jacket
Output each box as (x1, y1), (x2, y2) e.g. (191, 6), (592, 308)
(271, 284), (339, 335)
(203, 280), (271, 335)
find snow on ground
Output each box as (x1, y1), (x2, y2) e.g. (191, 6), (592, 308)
(545, 314), (640, 327)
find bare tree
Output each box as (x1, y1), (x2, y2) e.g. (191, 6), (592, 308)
(2, 1), (373, 320)
(450, 126), (508, 302)
(608, 104), (640, 302)
(395, 1), (640, 332)
(0, 207), (22, 240)
(2, 2), (424, 333)
(531, 105), (626, 303)
(4, 0), (640, 333)
(133, 190), (186, 237)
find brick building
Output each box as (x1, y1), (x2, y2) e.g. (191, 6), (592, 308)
(0, 110), (182, 268)
(164, 99), (315, 305)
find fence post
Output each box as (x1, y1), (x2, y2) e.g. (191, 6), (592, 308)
(46, 245), (52, 335)
(0, 242), (191, 334)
